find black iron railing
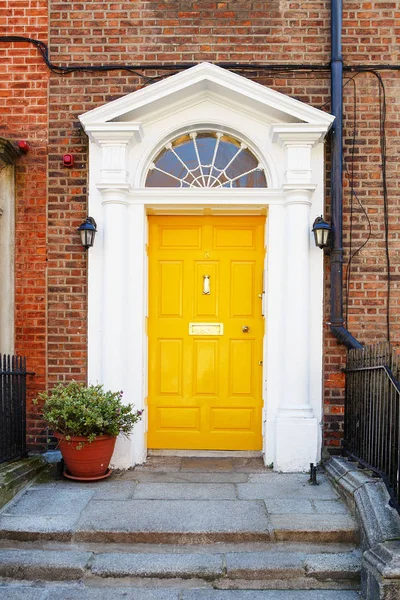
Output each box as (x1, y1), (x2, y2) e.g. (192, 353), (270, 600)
(344, 343), (400, 511)
(0, 354), (29, 463)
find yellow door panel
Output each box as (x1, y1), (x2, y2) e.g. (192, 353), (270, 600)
(159, 262), (183, 317)
(158, 339), (182, 395)
(211, 407), (254, 431)
(193, 339), (219, 396)
(160, 227), (202, 248)
(230, 262), (255, 317)
(148, 216), (265, 451)
(214, 227), (255, 249)
(229, 339), (255, 396)
(157, 406), (200, 431)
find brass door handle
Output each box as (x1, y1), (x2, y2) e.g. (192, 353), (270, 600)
(242, 325), (250, 333)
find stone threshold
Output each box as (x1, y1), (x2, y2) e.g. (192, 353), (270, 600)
(148, 450), (263, 458)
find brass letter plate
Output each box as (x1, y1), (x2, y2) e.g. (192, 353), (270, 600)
(189, 323), (224, 335)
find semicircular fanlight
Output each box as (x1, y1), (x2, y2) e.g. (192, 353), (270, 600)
(145, 131), (267, 188)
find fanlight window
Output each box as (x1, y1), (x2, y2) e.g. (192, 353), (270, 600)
(145, 131), (267, 188)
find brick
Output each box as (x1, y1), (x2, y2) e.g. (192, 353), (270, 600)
(2, 0), (400, 453)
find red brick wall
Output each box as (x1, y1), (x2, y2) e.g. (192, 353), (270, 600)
(324, 0), (400, 449)
(0, 1), (49, 450)
(46, 0), (332, 398)
(2, 0), (400, 452)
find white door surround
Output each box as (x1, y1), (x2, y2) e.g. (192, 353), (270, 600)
(79, 62), (334, 472)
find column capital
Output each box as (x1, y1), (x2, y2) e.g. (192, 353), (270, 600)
(83, 123), (143, 185)
(270, 123), (330, 148)
(282, 184), (316, 206)
(98, 184), (130, 205)
(83, 122), (143, 146)
(271, 124), (329, 185)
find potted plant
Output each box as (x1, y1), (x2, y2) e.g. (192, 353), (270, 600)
(35, 381), (143, 481)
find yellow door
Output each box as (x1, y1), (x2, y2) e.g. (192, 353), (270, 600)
(148, 216), (265, 450)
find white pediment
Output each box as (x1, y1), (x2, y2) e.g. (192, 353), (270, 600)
(79, 62), (334, 129)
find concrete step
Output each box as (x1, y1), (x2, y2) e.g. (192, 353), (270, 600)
(0, 582), (361, 599)
(0, 545), (361, 589)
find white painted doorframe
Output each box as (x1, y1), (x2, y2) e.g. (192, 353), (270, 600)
(79, 63), (333, 471)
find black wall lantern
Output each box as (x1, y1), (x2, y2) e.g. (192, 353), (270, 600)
(312, 216), (331, 250)
(78, 217), (97, 249)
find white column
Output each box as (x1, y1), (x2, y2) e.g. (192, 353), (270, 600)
(100, 191), (133, 469)
(101, 194), (129, 391)
(264, 203), (285, 465)
(126, 203), (147, 466)
(274, 185), (319, 472)
(104, 202), (147, 469)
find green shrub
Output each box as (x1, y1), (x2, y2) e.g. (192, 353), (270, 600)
(35, 381), (143, 443)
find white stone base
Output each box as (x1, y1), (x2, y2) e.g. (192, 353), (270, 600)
(274, 415), (319, 472)
(110, 434), (135, 470)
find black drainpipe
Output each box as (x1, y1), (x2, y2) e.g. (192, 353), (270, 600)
(329, 0), (362, 349)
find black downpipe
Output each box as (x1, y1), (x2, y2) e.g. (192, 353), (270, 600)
(330, 0), (362, 349)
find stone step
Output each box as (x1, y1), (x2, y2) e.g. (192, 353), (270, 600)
(0, 457), (47, 509)
(0, 495), (359, 545)
(0, 539), (359, 554)
(0, 546), (361, 589)
(0, 583), (361, 599)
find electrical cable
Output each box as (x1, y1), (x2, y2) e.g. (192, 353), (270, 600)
(342, 71), (390, 342)
(1, 36), (399, 75)
(0, 36), (331, 79)
(343, 75), (372, 330)
(1, 35), (393, 340)
(375, 70), (391, 343)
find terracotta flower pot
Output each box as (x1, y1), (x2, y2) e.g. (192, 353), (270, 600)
(54, 432), (117, 479)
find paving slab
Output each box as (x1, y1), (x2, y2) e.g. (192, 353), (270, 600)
(0, 514), (78, 540)
(0, 586), (48, 600)
(225, 551), (305, 579)
(0, 587), (361, 600)
(181, 591), (360, 599)
(57, 590), (181, 600)
(90, 481), (137, 500)
(0, 487), (94, 540)
(91, 551), (224, 578)
(133, 483), (237, 500)
(263, 499), (315, 515)
(313, 500), (350, 515)
(0, 548), (92, 580)
(305, 550), (362, 579)
(75, 499), (271, 543)
(3, 488), (94, 516)
(0, 587), (182, 600)
(270, 513), (358, 543)
(241, 474), (339, 500)
(128, 472), (249, 484)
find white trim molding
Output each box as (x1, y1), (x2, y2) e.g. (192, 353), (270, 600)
(80, 62), (333, 472)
